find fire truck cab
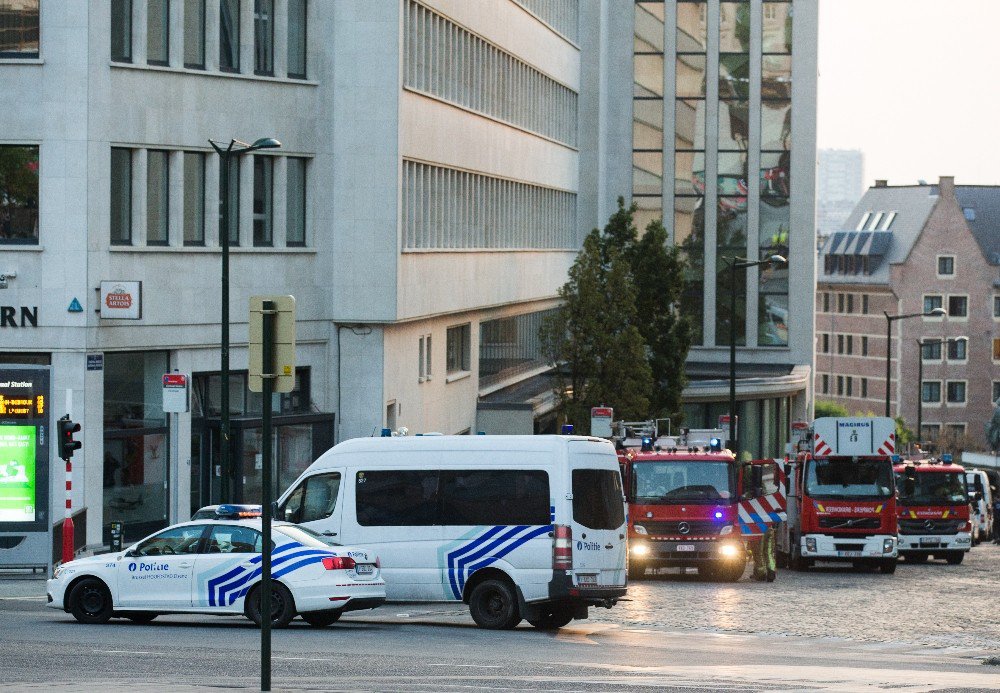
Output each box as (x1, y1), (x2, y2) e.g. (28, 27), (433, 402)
(895, 456), (973, 564)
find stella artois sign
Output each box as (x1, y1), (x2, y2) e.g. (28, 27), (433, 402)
(99, 281), (142, 319)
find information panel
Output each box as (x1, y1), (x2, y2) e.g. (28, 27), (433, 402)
(0, 368), (49, 533)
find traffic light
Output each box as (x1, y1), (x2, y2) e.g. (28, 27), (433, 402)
(57, 415), (82, 459)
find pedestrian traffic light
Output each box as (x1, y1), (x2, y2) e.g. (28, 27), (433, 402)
(57, 415), (82, 459)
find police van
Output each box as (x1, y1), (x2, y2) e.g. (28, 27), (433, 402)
(275, 434), (628, 630)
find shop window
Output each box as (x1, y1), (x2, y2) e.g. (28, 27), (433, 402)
(192, 367), (311, 417)
(0, 145), (39, 245)
(0, 0), (39, 58)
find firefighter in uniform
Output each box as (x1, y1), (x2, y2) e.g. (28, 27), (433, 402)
(749, 525), (777, 581)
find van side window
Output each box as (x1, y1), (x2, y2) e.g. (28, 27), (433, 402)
(439, 470), (550, 526)
(572, 469), (625, 530)
(356, 470), (439, 526)
(280, 472), (342, 524)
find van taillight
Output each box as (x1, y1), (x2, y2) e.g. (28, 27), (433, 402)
(553, 524), (573, 570)
(322, 556), (357, 571)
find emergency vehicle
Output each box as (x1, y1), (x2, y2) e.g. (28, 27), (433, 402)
(47, 518), (386, 627)
(777, 417), (899, 573)
(615, 421), (785, 582)
(895, 457), (972, 564)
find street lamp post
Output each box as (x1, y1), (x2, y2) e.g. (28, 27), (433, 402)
(726, 254), (786, 456)
(916, 336), (967, 447)
(208, 137), (281, 502)
(883, 307), (947, 419)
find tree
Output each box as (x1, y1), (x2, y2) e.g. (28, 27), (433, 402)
(541, 230), (652, 433)
(814, 400), (848, 418)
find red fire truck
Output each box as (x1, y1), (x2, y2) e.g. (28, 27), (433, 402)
(616, 422), (785, 582)
(894, 457), (973, 564)
(777, 417), (899, 573)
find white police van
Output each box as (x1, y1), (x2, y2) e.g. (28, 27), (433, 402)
(275, 435), (628, 630)
(47, 518), (385, 628)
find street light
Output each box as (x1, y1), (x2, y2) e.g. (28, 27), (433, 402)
(725, 254), (786, 456)
(208, 137), (281, 502)
(883, 307), (947, 418)
(916, 336), (967, 446)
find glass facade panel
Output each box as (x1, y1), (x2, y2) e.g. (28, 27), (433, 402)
(674, 150), (704, 195)
(716, 197), (748, 346)
(635, 99), (664, 150)
(762, 55), (791, 98)
(147, 150), (169, 245)
(719, 99), (749, 151)
(762, 2), (792, 53)
(674, 98), (704, 150)
(633, 151), (663, 197)
(719, 1), (750, 53)
(184, 0), (206, 68)
(675, 195), (704, 344)
(718, 53), (749, 99)
(676, 1), (707, 51)
(0, 145), (39, 245)
(634, 53), (664, 97)
(761, 99), (791, 150)
(183, 152), (205, 245)
(675, 54), (706, 97)
(634, 195), (662, 235)
(478, 310), (555, 388)
(0, 0), (39, 57)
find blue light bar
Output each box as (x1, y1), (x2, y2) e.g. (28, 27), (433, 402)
(561, 424), (574, 434)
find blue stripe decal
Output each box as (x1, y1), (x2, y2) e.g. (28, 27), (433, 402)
(445, 526), (507, 599)
(205, 542), (336, 607)
(444, 524), (551, 599)
(214, 548), (331, 605)
(463, 525), (551, 580)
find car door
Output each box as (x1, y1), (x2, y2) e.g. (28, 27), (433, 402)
(192, 524), (264, 610)
(568, 445), (627, 588)
(117, 524), (208, 608)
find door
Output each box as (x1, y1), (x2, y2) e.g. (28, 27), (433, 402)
(568, 446), (627, 587)
(192, 524), (265, 609)
(117, 524), (207, 607)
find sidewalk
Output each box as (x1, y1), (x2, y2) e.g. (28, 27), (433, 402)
(0, 569), (48, 599)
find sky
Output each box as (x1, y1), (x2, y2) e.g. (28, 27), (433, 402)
(818, 0), (1000, 188)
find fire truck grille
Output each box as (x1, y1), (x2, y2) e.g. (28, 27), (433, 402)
(640, 520), (719, 536)
(817, 517), (881, 530)
(899, 518), (963, 535)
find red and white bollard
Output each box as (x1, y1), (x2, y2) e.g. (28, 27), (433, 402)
(62, 457), (74, 565)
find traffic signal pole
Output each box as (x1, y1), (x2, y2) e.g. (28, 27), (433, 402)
(57, 414), (82, 564)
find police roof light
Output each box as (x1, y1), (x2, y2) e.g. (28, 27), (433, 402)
(561, 424), (574, 434)
(709, 437), (722, 452)
(941, 453), (953, 463)
(640, 436), (653, 451)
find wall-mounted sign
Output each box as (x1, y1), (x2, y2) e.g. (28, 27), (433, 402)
(86, 354), (104, 371)
(100, 281), (142, 319)
(0, 306), (37, 328)
(162, 372), (190, 413)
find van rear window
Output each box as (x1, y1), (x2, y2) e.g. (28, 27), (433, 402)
(355, 469), (550, 526)
(572, 469), (625, 530)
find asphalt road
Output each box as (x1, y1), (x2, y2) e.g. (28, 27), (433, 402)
(1, 544), (998, 692)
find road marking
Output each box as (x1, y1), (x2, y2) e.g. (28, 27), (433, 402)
(93, 650), (159, 655)
(426, 663), (503, 669)
(0, 596), (47, 601)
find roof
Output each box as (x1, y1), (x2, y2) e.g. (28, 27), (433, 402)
(954, 186), (1000, 265)
(820, 185), (938, 285)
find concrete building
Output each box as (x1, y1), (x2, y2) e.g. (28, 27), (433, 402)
(631, 0), (819, 458)
(816, 148), (864, 237)
(816, 177), (1000, 450)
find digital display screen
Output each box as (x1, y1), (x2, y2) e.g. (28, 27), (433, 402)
(0, 425), (36, 523)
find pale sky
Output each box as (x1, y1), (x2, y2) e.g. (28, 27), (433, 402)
(818, 0), (1000, 188)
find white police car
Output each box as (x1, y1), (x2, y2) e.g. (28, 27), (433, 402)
(47, 519), (385, 628)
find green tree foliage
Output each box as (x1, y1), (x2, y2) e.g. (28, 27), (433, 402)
(814, 400), (848, 418)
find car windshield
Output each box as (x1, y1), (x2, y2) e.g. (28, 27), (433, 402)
(898, 471), (968, 506)
(631, 461), (734, 504)
(273, 524), (341, 548)
(805, 458), (893, 500)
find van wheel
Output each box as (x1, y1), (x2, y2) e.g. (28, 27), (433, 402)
(69, 578), (114, 624)
(527, 605), (575, 630)
(879, 558), (897, 574)
(301, 610), (341, 627)
(245, 582), (296, 629)
(468, 578), (521, 630)
(944, 552), (965, 565)
(124, 612), (158, 624)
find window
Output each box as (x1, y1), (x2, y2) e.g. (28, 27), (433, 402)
(219, 155), (239, 245)
(425, 335), (432, 379)
(937, 255), (955, 276)
(0, 145), (40, 245)
(110, 147), (132, 245)
(287, 0), (307, 78)
(253, 0), (273, 76)
(479, 310), (555, 388)
(947, 423), (966, 436)
(279, 472), (341, 524)
(286, 157), (306, 246)
(183, 152), (205, 245)
(439, 470), (550, 525)
(921, 381), (941, 403)
(418, 335), (432, 382)
(881, 211), (897, 230)
(822, 292), (829, 313)
(837, 334), (844, 354)
(856, 212), (871, 231)
(184, 0), (206, 68)
(0, 0), (39, 58)
(110, 0), (132, 62)
(446, 324), (471, 374)
(572, 469), (625, 530)
(862, 336), (868, 356)
(921, 341), (942, 360)
(947, 295), (968, 318)
(146, 150), (169, 245)
(837, 293), (844, 313)
(947, 339), (967, 361)
(994, 338), (1000, 361)
(921, 424), (940, 441)
(846, 335), (853, 355)
(821, 333), (829, 353)
(993, 381), (1000, 402)
(846, 377), (853, 397)
(252, 155), (272, 246)
(861, 378), (868, 398)
(135, 524), (207, 556)
(220, 0), (240, 72)
(821, 374), (829, 394)
(994, 296), (1000, 318)
(147, 0), (169, 64)
(862, 294), (869, 314)
(868, 212), (883, 231)
(205, 524), (263, 553)
(846, 294), (854, 313)
(946, 381), (966, 404)
(837, 376), (844, 396)
(923, 295), (942, 313)
(356, 470), (439, 526)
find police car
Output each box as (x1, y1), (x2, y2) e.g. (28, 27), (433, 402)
(47, 518), (385, 628)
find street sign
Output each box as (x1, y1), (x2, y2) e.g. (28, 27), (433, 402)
(162, 373), (190, 413)
(590, 407), (613, 438)
(249, 295), (296, 393)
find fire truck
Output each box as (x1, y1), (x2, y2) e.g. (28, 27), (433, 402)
(615, 421), (785, 582)
(777, 417), (899, 573)
(894, 456), (973, 564)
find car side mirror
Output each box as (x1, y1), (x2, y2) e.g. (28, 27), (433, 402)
(124, 549), (137, 558)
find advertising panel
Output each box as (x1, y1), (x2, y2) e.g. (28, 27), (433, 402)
(0, 368), (50, 534)
(0, 425), (36, 522)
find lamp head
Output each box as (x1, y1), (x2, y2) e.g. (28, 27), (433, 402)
(250, 137), (282, 150)
(767, 254), (787, 266)
(927, 307), (947, 317)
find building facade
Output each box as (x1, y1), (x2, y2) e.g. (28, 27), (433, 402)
(630, 0), (818, 458)
(1, 0), (631, 554)
(816, 148), (864, 238)
(816, 177), (1000, 450)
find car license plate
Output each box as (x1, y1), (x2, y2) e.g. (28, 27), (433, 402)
(919, 538), (938, 547)
(355, 564), (374, 575)
(677, 544), (696, 552)
(838, 551), (862, 557)
(577, 574), (598, 586)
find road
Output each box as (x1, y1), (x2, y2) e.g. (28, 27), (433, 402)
(1, 544), (998, 692)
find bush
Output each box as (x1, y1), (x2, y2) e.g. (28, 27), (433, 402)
(814, 400), (848, 418)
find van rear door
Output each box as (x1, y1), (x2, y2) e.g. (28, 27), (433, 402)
(568, 445), (627, 587)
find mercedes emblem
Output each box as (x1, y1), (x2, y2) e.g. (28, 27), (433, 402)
(678, 521), (691, 535)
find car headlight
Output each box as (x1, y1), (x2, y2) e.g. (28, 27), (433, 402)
(882, 537), (895, 553)
(719, 523), (734, 536)
(633, 524), (648, 536)
(805, 537), (817, 553)
(631, 542), (650, 557)
(718, 542), (741, 559)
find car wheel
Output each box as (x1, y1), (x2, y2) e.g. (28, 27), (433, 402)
(301, 610), (342, 628)
(245, 582), (297, 629)
(69, 578), (114, 625)
(945, 551), (965, 565)
(526, 605), (575, 630)
(468, 578), (521, 630)
(879, 558), (897, 574)
(124, 612), (158, 624)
